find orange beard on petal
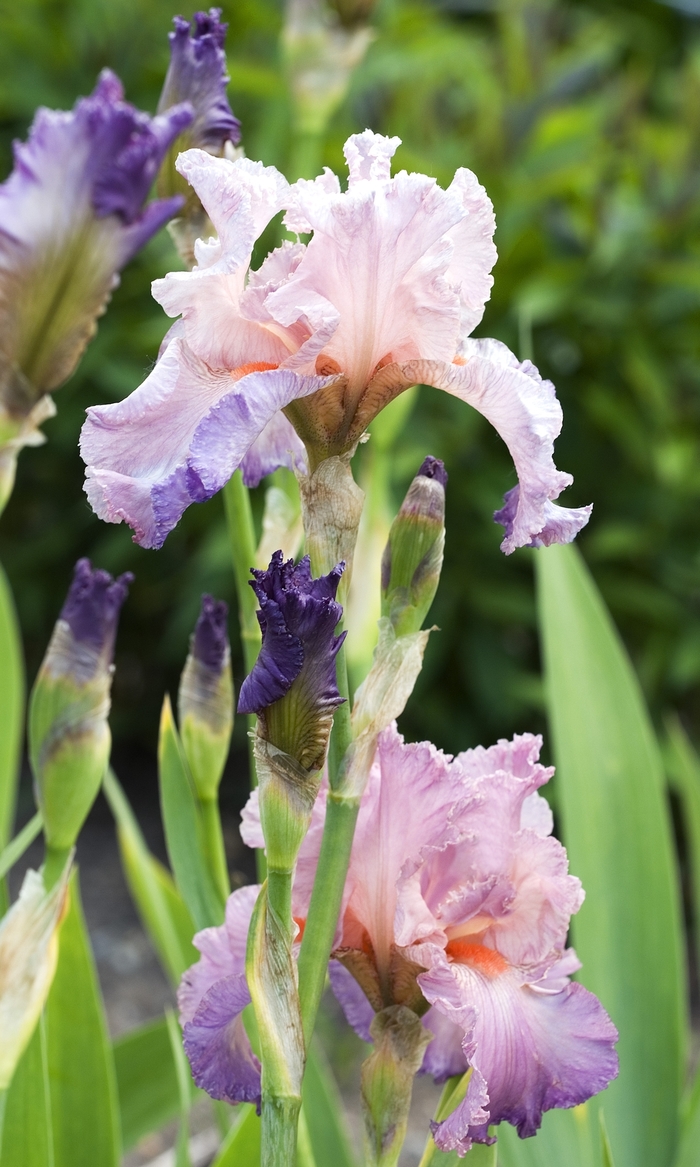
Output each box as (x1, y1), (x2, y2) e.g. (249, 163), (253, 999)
(293, 916), (306, 941)
(445, 939), (509, 978)
(231, 361), (279, 381)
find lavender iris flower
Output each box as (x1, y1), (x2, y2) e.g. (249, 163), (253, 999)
(0, 70), (191, 507)
(238, 551), (345, 772)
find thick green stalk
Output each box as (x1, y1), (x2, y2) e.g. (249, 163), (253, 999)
(198, 796), (230, 904)
(261, 1095), (302, 1167)
(297, 793), (359, 1043)
(223, 471), (265, 880)
(223, 471), (262, 676)
(42, 843), (71, 891)
(297, 639), (356, 1042)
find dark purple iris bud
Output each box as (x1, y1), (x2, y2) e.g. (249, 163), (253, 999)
(29, 559), (132, 851)
(192, 594), (229, 671)
(59, 557), (133, 668)
(179, 594), (233, 801)
(238, 551), (345, 773)
(158, 10), (241, 154)
(417, 456), (448, 489)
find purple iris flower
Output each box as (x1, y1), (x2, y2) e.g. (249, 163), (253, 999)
(192, 593), (229, 672)
(158, 10), (241, 155)
(238, 551), (345, 772)
(0, 70), (190, 419)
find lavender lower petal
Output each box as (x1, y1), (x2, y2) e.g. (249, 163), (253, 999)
(182, 973), (261, 1109)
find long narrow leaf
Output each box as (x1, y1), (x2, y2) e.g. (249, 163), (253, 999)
(113, 1016), (201, 1151)
(0, 564), (24, 855)
(44, 871), (121, 1167)
(536, 543), (686, 1167)
(664, 717), (700, 981)
(210, 1104), (260, 1165)
(0, 811), (42, 880)
(158, 696), (224, 930)
(104, 768), (196, 983)
(302, 1039), (357, 1167)
(0, 1019), (52, 1167)
(674, 1059), (700, 1167)
(496, 1105), (599, 1167)
(166, 1009), (193, 1167)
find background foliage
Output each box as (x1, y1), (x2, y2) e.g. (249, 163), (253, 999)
(2, 0), (700, 789)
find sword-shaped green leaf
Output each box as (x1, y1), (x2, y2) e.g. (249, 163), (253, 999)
(0, 1019), (52, 1167)
(0, 564), (24, 910)
(104, 767), (196, 983)
(158, 696), (224, 930)
(536, 543), (686, 1167)
(114, 1016), (202, 1151)
(44, 870), (121, 1167)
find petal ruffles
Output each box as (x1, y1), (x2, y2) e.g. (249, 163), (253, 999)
(400, 340), (592, 553)
(81, 338), (333, 548)
(178, 885), (261, 1109)
(420, 954), (619, 1153)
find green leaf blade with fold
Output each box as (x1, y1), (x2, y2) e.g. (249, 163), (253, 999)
(0, 1020), (52, 1167)
(0, 564), (24, 861)
(674, 1057), (700, 1167)
(536, 542), (686, 1167)
(158, 695), (224, 931)
(114, 1015), (203, 1152)
(302, 1039), (357, 1167)
(664, 716), (700, 982)
(104, 767), (196, 984)
(211, 1104), (260, 1166)
(44, 869), (121, 1167)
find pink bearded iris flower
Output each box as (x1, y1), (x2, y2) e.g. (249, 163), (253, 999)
(241, 725), (618, 1154)
(80, 130), (590, 553)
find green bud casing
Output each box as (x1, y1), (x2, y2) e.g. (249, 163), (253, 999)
(29, 560), (131, 851)
(178, 595), (234, 802)
(381, 457), (446, 638)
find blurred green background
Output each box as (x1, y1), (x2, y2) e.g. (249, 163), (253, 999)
(2, 0), (700, 780)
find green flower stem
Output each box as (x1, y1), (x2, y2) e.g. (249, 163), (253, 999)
(223, 470), (265, 880)
(297, 791), (359, 1043)
(223, 471), (262, 677)
(267, 868), (293, 942)
(198, 796), (230, 905)
(42, 842), (72, 891)
(261, 1095), (302, 1167)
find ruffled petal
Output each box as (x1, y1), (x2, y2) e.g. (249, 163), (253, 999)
(182, 973), (261, 1108)
(421, 1005), (469, 1083)
(152, 152), (292, 369)
(81, 339), (332, 548)
(178, 884), (259, 1024)
(400, 341), (591, 553)
(274, 133), (476, 398)
(420, 955), (618, 1151)
(444, 168), (497, 336)
(239, 409), (307, 487)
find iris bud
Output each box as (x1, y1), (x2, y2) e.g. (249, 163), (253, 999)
(156, 9), (242, 267)
(178, 594), (233, 802)
(29, 559), (132, 854)
(380, 456), (447, 637)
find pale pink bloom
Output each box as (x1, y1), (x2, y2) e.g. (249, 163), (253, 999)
(81, 131), (589, 551)
(242, 725), (618, 1154)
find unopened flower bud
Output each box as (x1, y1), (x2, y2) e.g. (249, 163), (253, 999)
(29, 559), (132, 852)
(178, 594), (233, 801)
(0, 72), (190, 510)
(380, 456), (446, 637)
(238, 551), (345, 774)
(0, 864), (71, 1088)
(157, 9), (242, 266)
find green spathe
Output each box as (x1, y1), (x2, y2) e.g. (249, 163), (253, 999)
(29, 625), (112, 852)
(381, 469), (445, 638)
(178, 652), (233, 802)
(360, 1006), (431, 1167)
